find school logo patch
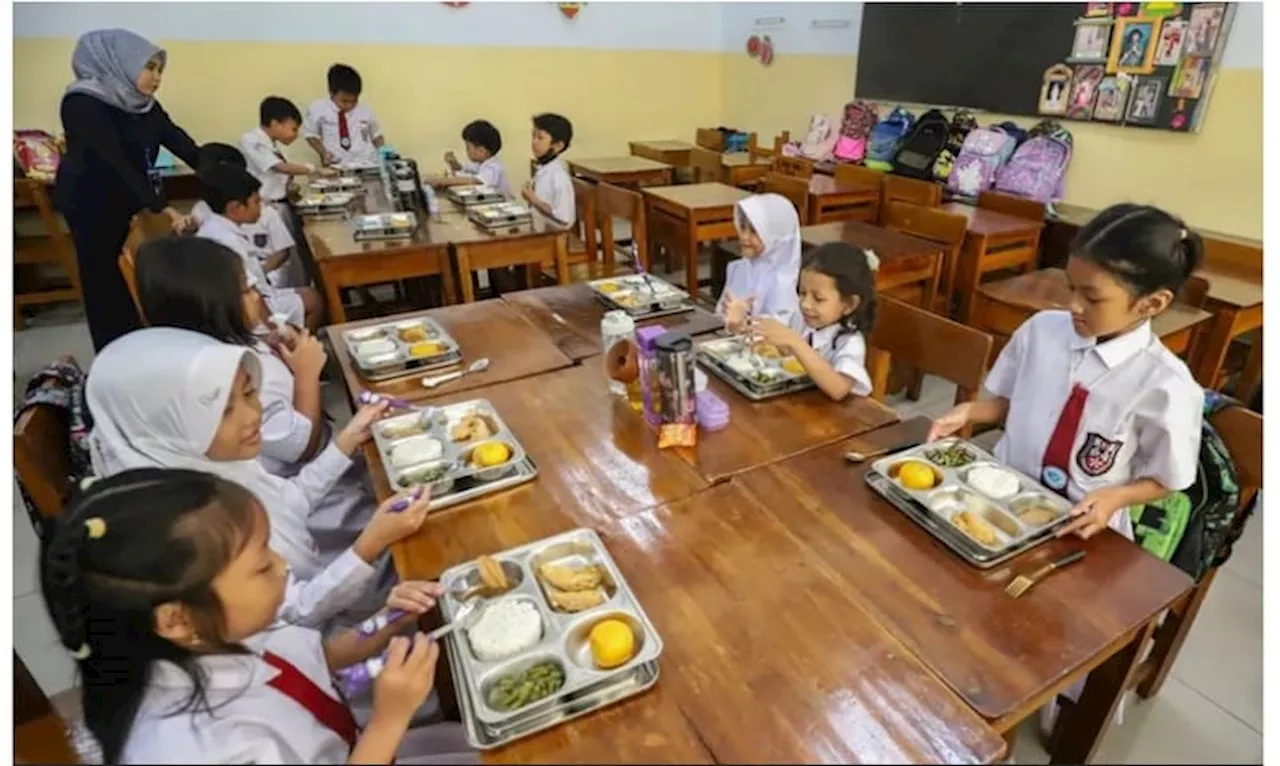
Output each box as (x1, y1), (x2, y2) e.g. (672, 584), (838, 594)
(1076, 432), (1123, 477)
(253, 233), (270, 248)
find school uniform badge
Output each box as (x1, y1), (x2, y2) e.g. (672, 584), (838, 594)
(1076, 432), (1122, 476)
(253, 233), (270, 248)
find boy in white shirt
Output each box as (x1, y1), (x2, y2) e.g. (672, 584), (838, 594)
(304, 64), (384, 167)
(427, 119), (510, 197)
(522, 113), (576, 227)
(240, 96), (332, 209)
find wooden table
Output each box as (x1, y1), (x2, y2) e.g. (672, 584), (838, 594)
(569, 156), (673, 187)
(807, 175), (880, 225)
(628, 140), (693, 169)
(800, 221), (944, 308)
(940, 203), (1044, 323)
(443, 215), (571, 304)
(327, 301), (574, 405)
(733, 418), (1194, 764)
(1192, 264), (1263, 399)
(971, 268), (1214, 359)
(501, 284), (724, 361)
(720, 152), (773, 188)
(643, 183), (751, 300)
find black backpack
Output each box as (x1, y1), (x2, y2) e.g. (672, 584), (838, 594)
(892, 109), (952, 180)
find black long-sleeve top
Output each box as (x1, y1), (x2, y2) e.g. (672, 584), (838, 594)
(53, 92), (201, 216)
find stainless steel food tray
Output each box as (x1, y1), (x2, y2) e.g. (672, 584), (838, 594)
(374, 398), (533, 508)
(446, 185), (507, 207)
(468, 202), (534, 231)
(864, 439), (1074, 569)
(695, 336), (815, 402)
(588, 275), (695, 319)
(333, 161), (382, 178)
(352, 211), (418, 241)
(438, 528), (664, 731)
(295, 192), (356, 218)
(310, 176), (363, 192)
(342, 317), (462, 381)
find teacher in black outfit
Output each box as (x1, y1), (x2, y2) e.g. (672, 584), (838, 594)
(54, 28), (201, 352)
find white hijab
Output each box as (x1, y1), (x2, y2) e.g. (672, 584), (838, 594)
(86, 327), (321, 575)
(725, 194), (803, 324)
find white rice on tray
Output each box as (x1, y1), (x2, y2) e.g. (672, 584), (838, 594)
(467, 599), (543, 661)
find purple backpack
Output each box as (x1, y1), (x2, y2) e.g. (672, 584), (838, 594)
(946, 126), (1017, 197)
(994, 132), (1073, 203)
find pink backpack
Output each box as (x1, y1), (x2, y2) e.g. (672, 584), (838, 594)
(994, 132), (1073, 203)
(832, 100), (878, 163)
(946, 126), (1017, 197)
(782, 113), (839, 161)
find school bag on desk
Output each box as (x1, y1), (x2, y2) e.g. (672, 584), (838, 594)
(994, 120), (1074, 203)
(832, 100), (879, 164)
(931, 110), (977, 182)
(946, 124), (1017, 198)
(863, 107), (914, 171)
(782, 113), (839, 161)
(891, 109), (952, 180)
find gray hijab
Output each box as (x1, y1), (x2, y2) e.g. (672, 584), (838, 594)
(65, 29), (165, 114)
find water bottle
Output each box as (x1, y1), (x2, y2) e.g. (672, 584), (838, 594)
(600, 311), (636, 398)
(423, 183), (441, 219)
(334, 652), (386, 698)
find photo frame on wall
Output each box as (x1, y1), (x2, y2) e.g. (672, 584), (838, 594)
(1070, 19), (1114, 63)
(1093, 76), (1131, 121)
(1085, 2), (1113, 17)
(1125, 76), (1166, 124)
(1169, 56), (1210, 98)
(1067, 65), (1105, 119)
(1154, 18), (1188, 66)
(1185, 3), (1226, 56)
(1039, 64), (1074, 116)
(1108, 16), (1163, 74)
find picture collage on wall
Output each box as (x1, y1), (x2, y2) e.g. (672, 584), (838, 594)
(1039, 2), (1228, 131)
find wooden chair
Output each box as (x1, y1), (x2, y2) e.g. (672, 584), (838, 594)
(881, 201), (968, 316)
(690, 146), (725, 184)
(15, 651), (79, 764)
(747, 131), (789, 164)
(833, 163), (884, 188)
(563, 177), (601, 279)
(977, 189), (1047, 223)
(866, 295), (994, 436)
(759, 172), (810, 223)
(772, 154), (816, 180)
(595, 182), (649, 275)
(880, 174), (942, 225)
(117, 218), (149, 318)
(14, 179), (81, 329)
(695, 128), (724, 152)
(1177, 275), (1211, 370)
(1130, 404), (1262, 702)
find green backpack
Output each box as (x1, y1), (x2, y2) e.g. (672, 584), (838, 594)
(1130, 392), (1247, 580)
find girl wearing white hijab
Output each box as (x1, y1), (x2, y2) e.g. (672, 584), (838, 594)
(718, 194), (803, 333)
(55, 28), (202, 352)
(85, 327), (426, 627)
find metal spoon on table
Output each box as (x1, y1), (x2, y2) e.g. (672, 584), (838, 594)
(424, 598), (490, 642)
(421, 358), (490, 389)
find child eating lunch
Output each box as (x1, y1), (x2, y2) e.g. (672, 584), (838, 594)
(718, 194), (802, 333)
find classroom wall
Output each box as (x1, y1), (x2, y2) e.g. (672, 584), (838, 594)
(720, 2), (1264, 239)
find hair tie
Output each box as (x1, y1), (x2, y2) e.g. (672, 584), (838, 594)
(864, 249), (881, 272)
(70, 643), (92, 660)
(84, 517), (107, 539)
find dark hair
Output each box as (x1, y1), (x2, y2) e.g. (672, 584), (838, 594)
(40, 468), (257, 764)
(800, 242), (878, 336)
(327, 63), (362, 96)
(533, 113), (573, 152)
(136, 236), (257, 346)
(196, 142), (246, 173)
(1071, 203), (1203, 297)
(199, 164), (261, 215)
(259, 95), (302, 126)
(462, 119), (502, 156)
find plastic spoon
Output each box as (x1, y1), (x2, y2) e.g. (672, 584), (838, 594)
(421, 358), (490, 389)
(357, 390), (414, 411)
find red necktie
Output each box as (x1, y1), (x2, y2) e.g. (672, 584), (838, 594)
(1039, 383), (1089, 497)
(263, 651), (358, 749)
(338, 110), (351, 150)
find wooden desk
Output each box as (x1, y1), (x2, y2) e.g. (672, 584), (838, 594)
(1192, 264), (1264, 400)
(570, 156), (673, 188)
(643, 183), (751, 300)
(940, 202), (1045, 323)
(628, 140), (693, 170)
(443, 215), (571, 304)
(972, 268), (1214, 359)
(800, 221), (944, 308)
(807, 175), (879, 225)
(734, 418), (1194, 764)
(327, 301), (573, 405)
(501, 284), (724, 362)
(720, 152), (772, 188)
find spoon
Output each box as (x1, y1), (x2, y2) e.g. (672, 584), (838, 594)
(425, 599), (489, 642)
(358, 390), (414, 411)
(421, 358), (490, 389)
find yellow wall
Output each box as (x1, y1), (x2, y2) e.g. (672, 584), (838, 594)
(13, 38), (724, 191)
(723, 54), (1263, 239)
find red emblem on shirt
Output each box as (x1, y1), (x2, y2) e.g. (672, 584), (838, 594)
(1076, 432), (1123, 477)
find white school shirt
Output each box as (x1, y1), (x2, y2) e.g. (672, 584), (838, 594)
(303, 98), (382, 165)
(192, 201), (295, 261)
(800, 323), (873, 396)
(531, 158), (576, 226)
(985, 310), (1203, 534)
(197, 212), (305, 326)
(121, 623), (350, 764)
(461, 156), (510, 198)
(239, 126), (292, 202)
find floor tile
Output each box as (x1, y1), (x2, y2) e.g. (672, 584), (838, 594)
(15, 593), (76, 697)
(13, 484), (41, 598)
(1223, 511), (1261, 589)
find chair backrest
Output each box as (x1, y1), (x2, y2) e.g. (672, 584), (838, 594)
(569, 177), (599, 265)
(833, 163), (883, 188)
(595, 182), (649, 273)
(695, 128), (724, 152)
(759, 172), (810, 223)
(881, 174), (942, 217)
(690, 146), (724, 184)
(1210, 405), (1262, 511)
(882, 201), (968, 251)
(867, 295), (993, 409)
(747, 131), (789, 163)
(772, 154), (816, 180)
(978, 189), (1047, 222)
(14, 401), (73, 519)
(15, 650), (79, 764)
(118, 218), (148, 318)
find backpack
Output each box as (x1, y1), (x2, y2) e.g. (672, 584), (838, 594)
(1130, 391), (1249, 581)
(932, 110), (977, 182)
(782, 113), (839, 162)
(946, 125), (1016, 197)
(994, 120), (1028, 146)
(832, 100), (879, 163)
(864, 107), (914, 171)
(994, 120), (1074, 203)
(14, 358), (93, 542)
(891, 109), (952, 180)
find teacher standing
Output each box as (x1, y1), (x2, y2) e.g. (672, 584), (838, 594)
(54, 29), (201, 352)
